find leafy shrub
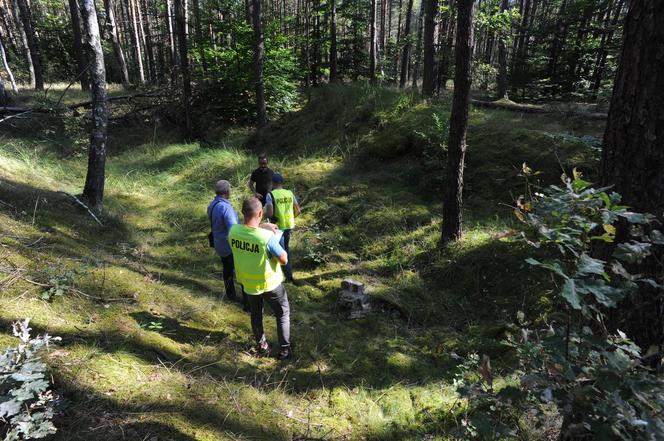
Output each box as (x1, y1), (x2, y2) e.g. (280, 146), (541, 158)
(456, 169), (664, 440)
(0, 319), (61, 440)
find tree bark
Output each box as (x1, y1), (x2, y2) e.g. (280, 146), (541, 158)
(329, 0), (337, 82)
(191, 0), (207, 74)
(601, 0), (664, 217)
(80, 0), (108, 214)
(441, 0), (473, 244)
(129, 0), (145, 83)
(10, 0), (34, 88)
(410, 0), (425, 88)
(0, 30), (18, 93)
(398, 0), (414, 87)
(174, 0), (192, 137)
(369, 0), (377, 83)
(68, 0), (90, 90)
(252, 0), (267, 127)
(496, 0), (509, 99)
(422, 0), (437, 96)
(103, 0), (130, 86)
(591, 0), (625, 94)
(15, 0), (43, 90)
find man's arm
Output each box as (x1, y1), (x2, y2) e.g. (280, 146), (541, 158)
(294, 202), (301, 217)
(267, 236), (288, 265)
(264, 193), (274, 218)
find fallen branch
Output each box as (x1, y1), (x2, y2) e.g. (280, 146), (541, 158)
(471, 99), (548, 113)
(57, 191), (103, 226)
(471, 99), (608, 120)
(68, 91), (167, 109)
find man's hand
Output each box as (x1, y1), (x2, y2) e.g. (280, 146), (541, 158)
(254, 193), (263, 200)
(259, 222), (278, 233)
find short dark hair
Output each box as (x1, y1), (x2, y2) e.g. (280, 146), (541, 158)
(242, 197), (262, 217)
(258, 153), (268, 161)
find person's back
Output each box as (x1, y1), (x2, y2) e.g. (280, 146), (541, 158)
(270, 188), (296, 231)
(264, 173), (300, 283)
(229, 197), (292, 360)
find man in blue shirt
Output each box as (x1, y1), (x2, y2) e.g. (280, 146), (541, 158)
(208, 180), (247, 309)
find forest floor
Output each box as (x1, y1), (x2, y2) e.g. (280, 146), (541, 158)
(0, 83), (604, 440)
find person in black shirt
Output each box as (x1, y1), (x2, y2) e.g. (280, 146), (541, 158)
(248, 153), (274, 206)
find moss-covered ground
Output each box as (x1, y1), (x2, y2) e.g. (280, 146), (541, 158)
(0, 83), (603, 440)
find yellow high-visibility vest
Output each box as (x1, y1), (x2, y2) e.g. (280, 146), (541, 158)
(228, 224), (283, 294)
(271, 188), (295, 230)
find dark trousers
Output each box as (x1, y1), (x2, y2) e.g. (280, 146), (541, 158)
(280, 229), (293, 281)
(246, 283), (291, 349)
(220, 254), (237, 299)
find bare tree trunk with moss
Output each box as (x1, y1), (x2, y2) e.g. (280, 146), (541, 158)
(10, 0), (34, 88)
(496, 0), (509, 99)
(15, 0), (43, 90)
(410, 0), (425, 89)
(441, 0), (473, 244)
(252, 0), (266, 127)
(329, 0), (338, 82)
(369, 0), (377, 83)
(103, 0), (129, 86)
(422, 0), (437, 96)
(191, 0), (207, 74)
(0, 31), (18, 93)
(68, 0), (90, 91)
(398, 0), (414, 88)
(129, 0), (145, 83)
(80, 0), (108, 214)
(174, 0), (192, 137)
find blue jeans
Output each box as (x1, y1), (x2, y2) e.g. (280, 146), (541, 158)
(280, 229), (293, 281)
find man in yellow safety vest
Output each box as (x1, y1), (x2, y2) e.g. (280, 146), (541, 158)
(265, 173), (301, 283)
(229, 197), (293, 360)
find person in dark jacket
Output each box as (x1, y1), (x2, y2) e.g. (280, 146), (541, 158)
(248, 153), (274, 206)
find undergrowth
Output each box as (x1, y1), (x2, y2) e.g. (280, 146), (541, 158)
(0, 83), (605, 440)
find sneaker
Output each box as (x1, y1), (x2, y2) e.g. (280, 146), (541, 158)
(277, 347), (293, 361)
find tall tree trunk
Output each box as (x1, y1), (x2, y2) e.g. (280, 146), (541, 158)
(410, 0), (425, 88)
(0, 32), (18, 93)
(129, 0), (145, 83)
(380, 0), (386, 52)
(166, 0), (176, 79)
(0, 1), (17, 53)
(15, 0), (43, 89)
(496, 0), (509, 99)
(103, 0), (130, 86)
(252, 0), (267, 127)
(10, 0), (34, 88)
(80, 0), (108, 214)
(68, 0), (90, 90)
(394, 0), (402, 78)
(591, 0), (625, 94)
(174, 0), (192, 137)
(600, 0), (664, 371)
(441, 0), (473, 244)
(311, 0), (320, 86)
(191, 0), (207, 74)
(398, 0), (414, 87)
(601, 0), (664, 216)
(422, 0), (437, 96)
(369, 0), (377, 83)
(329, 0), (337, 82)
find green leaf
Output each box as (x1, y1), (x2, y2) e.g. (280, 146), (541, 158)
(615, 242), (652, 263)
(617, 211), (651, 224)
(525, 258), (569, 279)
(561, 279), (582, 309)
(577, 253), (605, 276)
(650, 230), (664, 245)
(577, 280), (626, 307)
